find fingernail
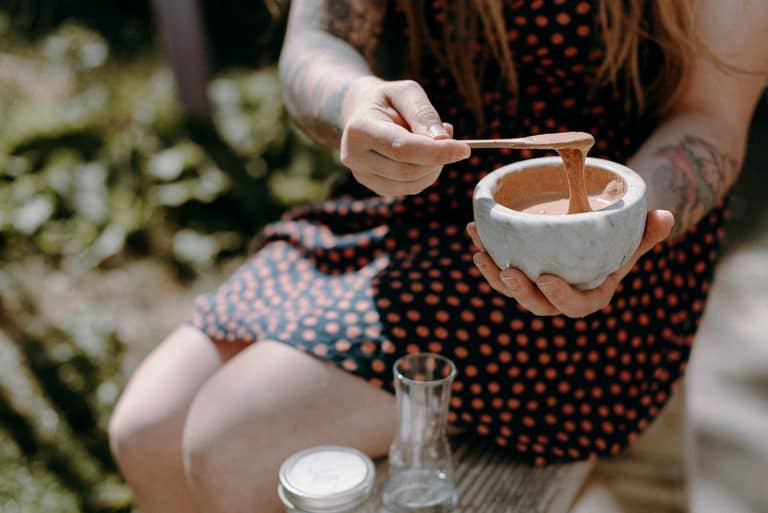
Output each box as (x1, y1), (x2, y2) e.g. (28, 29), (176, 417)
(428, 123), (449, 139)
(501, 275), (519, 290)
(538, 279), (554, 294)
(472, 253), (488, 270)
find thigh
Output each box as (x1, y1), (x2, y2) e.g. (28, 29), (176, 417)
(182, 340), (396, 498)
(110, 325), (243, 441)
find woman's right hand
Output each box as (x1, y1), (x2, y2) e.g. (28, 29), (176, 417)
(340, 77), (471, 196)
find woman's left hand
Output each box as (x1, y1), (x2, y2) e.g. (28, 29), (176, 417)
(466, 210), (675, 318)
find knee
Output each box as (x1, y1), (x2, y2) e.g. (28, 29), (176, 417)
(181, 388), (274, 509)
(108, 391), (181, 478)
(180, 418), (211, 495)
(180, 400), (240, 500)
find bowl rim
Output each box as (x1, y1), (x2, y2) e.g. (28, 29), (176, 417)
(473, 156), (647, 224)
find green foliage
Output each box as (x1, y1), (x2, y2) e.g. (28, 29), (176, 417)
(0, 9), (342, 512)
(0, 21), (343, 276)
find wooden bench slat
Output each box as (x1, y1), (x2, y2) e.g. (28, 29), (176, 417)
(375, 437), (594, 512)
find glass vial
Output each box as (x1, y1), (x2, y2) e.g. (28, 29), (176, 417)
(382, 352), (459, 512)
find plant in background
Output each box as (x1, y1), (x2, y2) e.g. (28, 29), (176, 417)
(0, 4), (343, 511)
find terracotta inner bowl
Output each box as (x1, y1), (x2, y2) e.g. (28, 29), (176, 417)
(492, 164), (627, 213)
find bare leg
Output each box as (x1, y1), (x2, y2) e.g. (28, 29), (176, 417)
(109, 325), (244, 513)
(182, 341), (396, 513)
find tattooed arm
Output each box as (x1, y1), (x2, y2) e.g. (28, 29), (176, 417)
(468, 0), (768, 317)
(627, 0), (768, 238)
(278, 0), (386, 147)
(279, 0), (470, 196)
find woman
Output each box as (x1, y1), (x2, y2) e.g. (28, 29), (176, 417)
(109, 1), (768, 512)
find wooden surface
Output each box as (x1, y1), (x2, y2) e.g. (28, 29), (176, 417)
(375, 437), (594, 513)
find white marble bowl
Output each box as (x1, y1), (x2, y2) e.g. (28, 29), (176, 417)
(472, 156), (647, 290)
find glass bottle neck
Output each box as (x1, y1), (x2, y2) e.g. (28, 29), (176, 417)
(393, 379), (452, 443)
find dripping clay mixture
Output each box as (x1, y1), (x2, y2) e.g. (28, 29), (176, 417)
(464, 131), (624, 215)
(470, 132), (648, 289)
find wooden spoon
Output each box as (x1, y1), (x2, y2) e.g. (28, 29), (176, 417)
(461, 131), (594, 150)
(463, 131), (596, 214)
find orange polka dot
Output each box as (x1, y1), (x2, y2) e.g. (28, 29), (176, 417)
(335, 339), (351, 352)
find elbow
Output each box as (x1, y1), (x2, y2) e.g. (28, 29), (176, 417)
(277, 41), (301, 121)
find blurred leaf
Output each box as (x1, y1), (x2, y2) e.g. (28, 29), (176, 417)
(41, 23), (109, 71)
(148, 142), (204, 181)
(85, 224), (127, 264)
(172, 229), (220, 265)
(14, 196), (55, 234)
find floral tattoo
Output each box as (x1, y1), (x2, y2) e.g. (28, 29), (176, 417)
(652, 135), (740, 235)
(279, 0), (387, 147)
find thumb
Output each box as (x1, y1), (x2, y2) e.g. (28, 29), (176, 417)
(637, 209), (675, 254)
(388, 81), (449, 139)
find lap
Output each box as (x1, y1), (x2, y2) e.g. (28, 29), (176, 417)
(183, 340), (396, 463)
(111, 325), (241, 437)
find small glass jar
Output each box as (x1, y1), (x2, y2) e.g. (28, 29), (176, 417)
(278, 445), (376, 513)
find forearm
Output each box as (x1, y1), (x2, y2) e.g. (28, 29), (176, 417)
(278, 0), (385, 148)
(627, 110), (746, 238)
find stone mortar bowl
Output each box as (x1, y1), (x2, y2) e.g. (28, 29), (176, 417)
(472, 156), (647, 290)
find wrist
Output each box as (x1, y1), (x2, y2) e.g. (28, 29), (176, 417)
(340, 75), (384, 129)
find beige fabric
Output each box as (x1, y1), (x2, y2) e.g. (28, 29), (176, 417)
(686, 229), (768, 513)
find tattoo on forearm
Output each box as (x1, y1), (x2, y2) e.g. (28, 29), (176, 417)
(652, 135), (740, 235)
(279, 0), (386, 146)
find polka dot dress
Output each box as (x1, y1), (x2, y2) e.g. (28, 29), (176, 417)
(190, 0), (726, 465)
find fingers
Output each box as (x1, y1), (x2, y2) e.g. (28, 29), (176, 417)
(636, 209), (675, 255)
(466, 210), (677, 318)
(536, 210), (675, 318)
(350, 165), (440, 196)
(344, 118), (469, 166)
(352, 150), (441, 183)
(535, 273), (618, 318)
(472, 252), (559, 316)
(387, 80), (448, 138)
(467, 223), (557, 315)
(497, 266), (560, 316)
(340, 79), (471, 197)
(465, 222), (486, 252)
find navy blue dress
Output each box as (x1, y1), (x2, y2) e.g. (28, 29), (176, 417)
(190, 0), (724, 465)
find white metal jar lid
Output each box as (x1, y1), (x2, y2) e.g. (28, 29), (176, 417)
(278, 445), (375, 512)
